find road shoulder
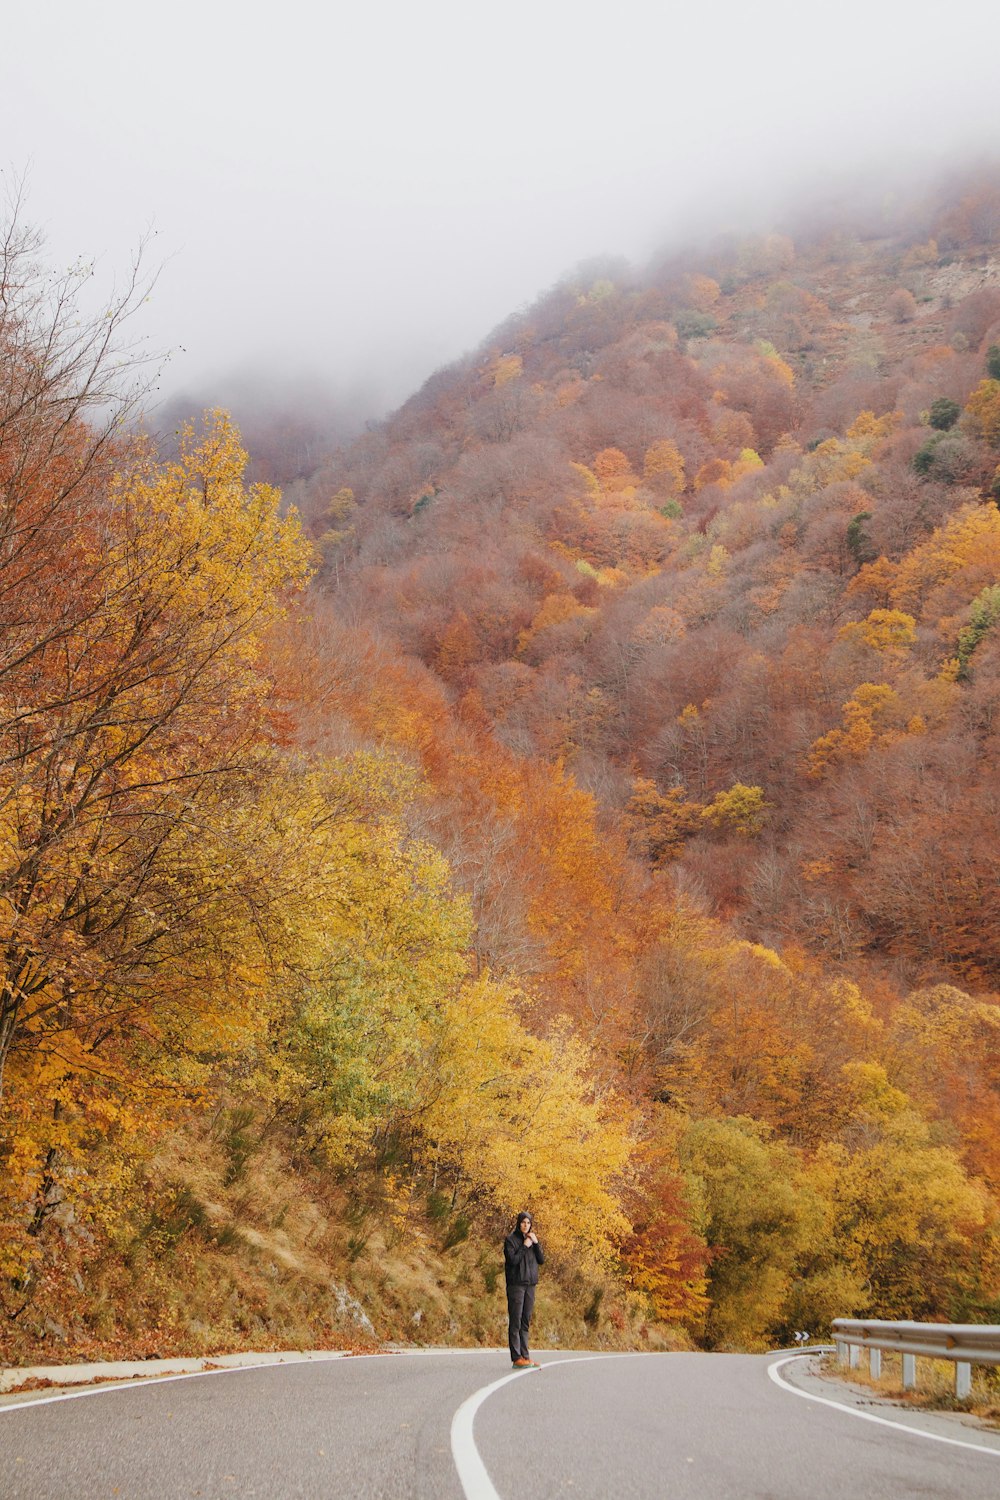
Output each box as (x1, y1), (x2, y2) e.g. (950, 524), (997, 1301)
(0, 1348), (350, 1406)
(776, 1352), (1000, 1454)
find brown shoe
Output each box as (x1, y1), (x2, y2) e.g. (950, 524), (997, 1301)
(512, 1357), (531, 1367)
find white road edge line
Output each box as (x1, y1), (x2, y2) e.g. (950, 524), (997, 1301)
(768, 1354), (1000, 1459)
(0, 1355), (354, 1413)
(0, 1347), (514, 1413)
(450, 1352), (654, 1500)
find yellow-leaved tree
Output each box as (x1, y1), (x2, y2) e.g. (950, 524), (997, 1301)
(809, 1063), (995, 1318)
(253, 753), (638, 1270)
(0, 411), (314, 1280)
(679, 1115), (825, 1349)
(422, 973), (636, 1267)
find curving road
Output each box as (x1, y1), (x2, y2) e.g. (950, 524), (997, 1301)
(2, 1349), (999, 1499)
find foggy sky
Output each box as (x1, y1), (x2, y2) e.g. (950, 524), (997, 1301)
(3, 0), (1000, 423)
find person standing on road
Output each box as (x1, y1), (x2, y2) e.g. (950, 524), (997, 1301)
(504, 1211), (544, 1367)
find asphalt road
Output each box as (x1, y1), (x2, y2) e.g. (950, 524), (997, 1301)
(2, 1349), (999, 1499)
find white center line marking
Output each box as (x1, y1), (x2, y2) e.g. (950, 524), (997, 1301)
(450, 1352), (655, 1500)
(451, 1369), (535, 1500)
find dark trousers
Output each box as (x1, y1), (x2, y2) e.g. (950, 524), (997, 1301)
(506, 1283), (536, 1361)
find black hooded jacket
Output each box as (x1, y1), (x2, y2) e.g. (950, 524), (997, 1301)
(503, 1226), (545, 1287)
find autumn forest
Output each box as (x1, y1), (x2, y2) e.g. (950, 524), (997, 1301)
(3, 172), (1000, 1362)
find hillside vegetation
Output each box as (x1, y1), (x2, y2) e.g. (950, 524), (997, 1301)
(3, 173), (1000, 1365)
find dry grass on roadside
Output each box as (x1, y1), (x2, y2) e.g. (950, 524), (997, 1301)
(820, 1350), (1000, 1428)
(2, 1107), (688, 1369)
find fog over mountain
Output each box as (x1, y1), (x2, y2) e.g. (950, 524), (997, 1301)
(3, 0), (999, 428)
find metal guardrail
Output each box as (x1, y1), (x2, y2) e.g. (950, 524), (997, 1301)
(832, 1318), (1000, 1400)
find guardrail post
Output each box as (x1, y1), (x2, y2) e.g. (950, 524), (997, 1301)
(831, 1317), (1000, 1400)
